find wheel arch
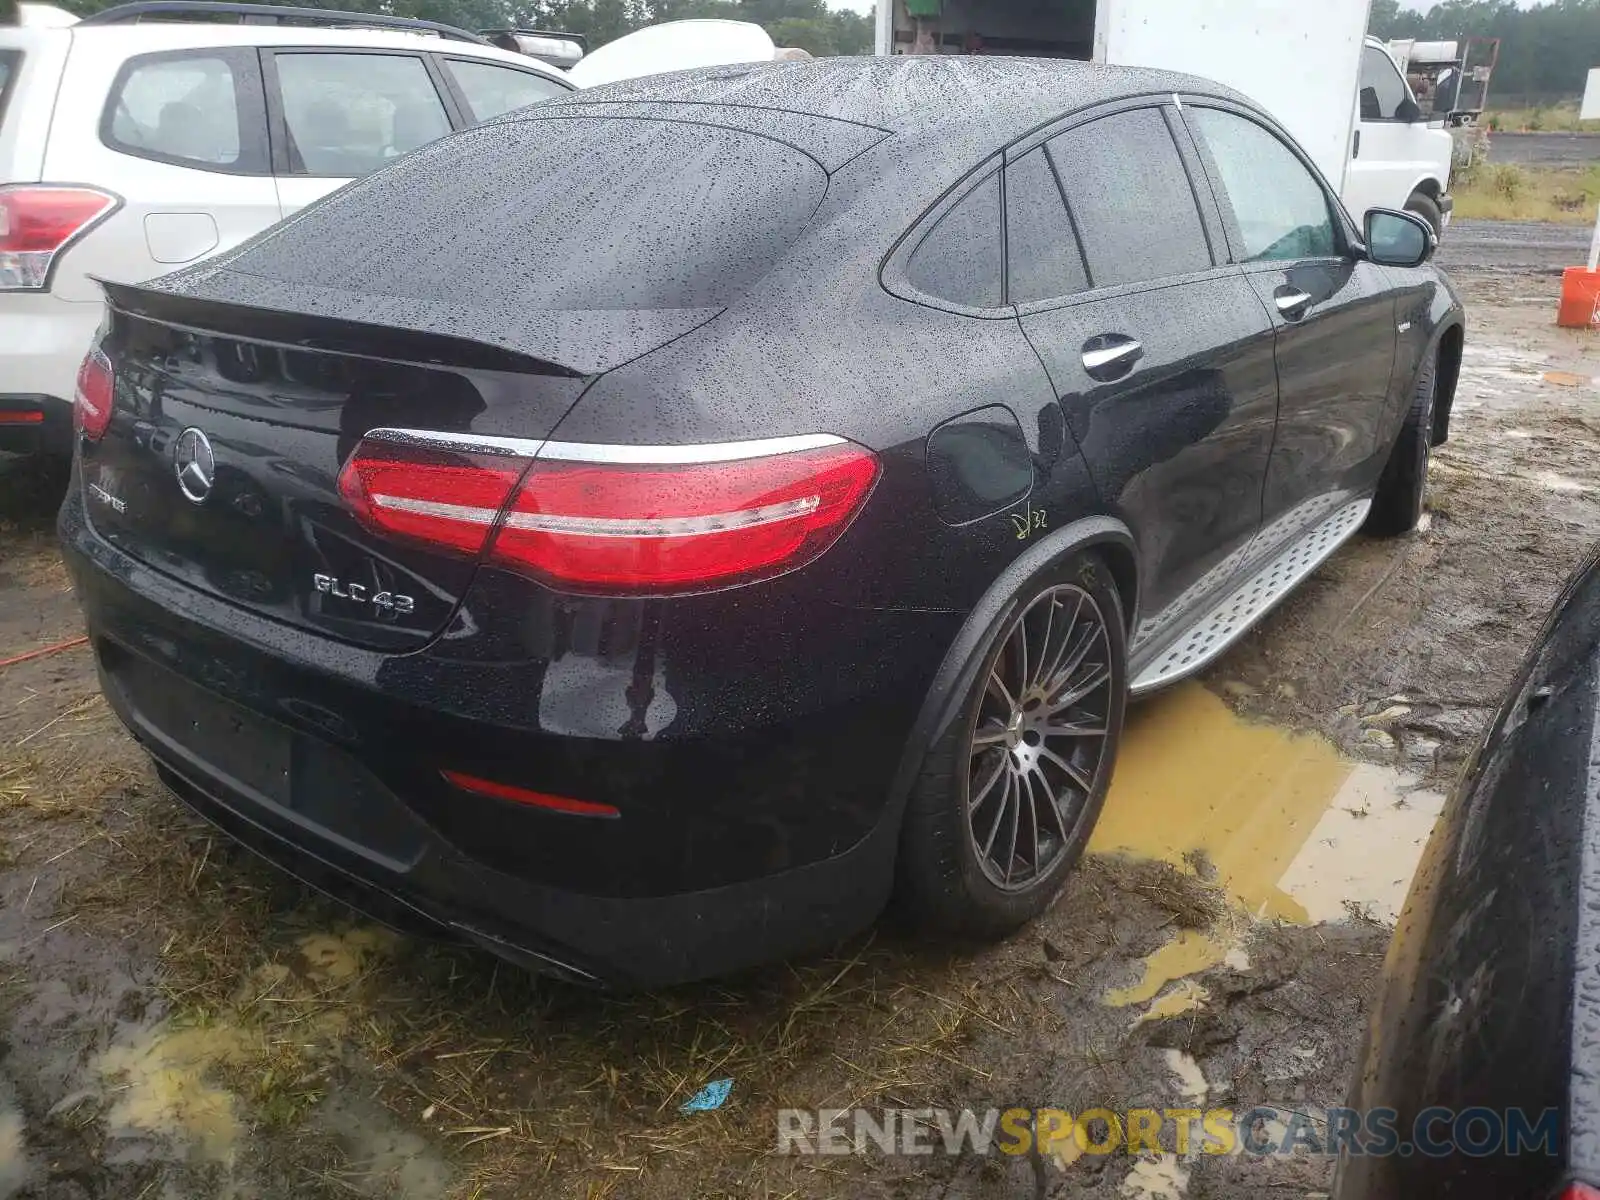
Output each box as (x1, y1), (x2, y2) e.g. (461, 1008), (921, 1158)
(883, 516), (1137, 820)
(1432, 320), (1465, 446)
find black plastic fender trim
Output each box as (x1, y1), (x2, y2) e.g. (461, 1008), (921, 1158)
(881, 514), (1136, 825)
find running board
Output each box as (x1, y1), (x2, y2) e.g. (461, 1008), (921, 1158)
(1130, 497), (1372, 696)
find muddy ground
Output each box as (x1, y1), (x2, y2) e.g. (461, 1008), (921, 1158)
(0, 265), (1595, 1199)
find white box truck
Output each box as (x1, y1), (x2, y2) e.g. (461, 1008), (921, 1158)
(875, 0), (1454, 235)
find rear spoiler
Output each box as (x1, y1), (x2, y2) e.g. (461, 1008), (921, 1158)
(99, 279), (584, 378)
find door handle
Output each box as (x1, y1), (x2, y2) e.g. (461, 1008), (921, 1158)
(1275, 289), (1313, 318)
(1353, 129), (1361, 158)
(1081, 335), (1144, 380)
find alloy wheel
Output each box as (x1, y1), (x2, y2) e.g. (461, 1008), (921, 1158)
(966, 584), (1115, 892)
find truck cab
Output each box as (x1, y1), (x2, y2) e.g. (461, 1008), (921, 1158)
(1349, 36), (1454, 236)
(875, 2), (1454, 238)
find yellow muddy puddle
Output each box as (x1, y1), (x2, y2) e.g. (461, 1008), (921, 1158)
(95, 1023), (260, 1163)
(298, 927), (397, 984)
(1090, 683), (1445, 1019)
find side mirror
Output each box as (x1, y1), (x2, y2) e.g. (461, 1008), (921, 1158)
(1396, 96), (1422, 123)
(1364, 208), (1434, 268)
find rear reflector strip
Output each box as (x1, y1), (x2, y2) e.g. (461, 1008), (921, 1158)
(500, 494), (822, 539)
(441, 769), (620, 817)
(0, 411), (43, 424)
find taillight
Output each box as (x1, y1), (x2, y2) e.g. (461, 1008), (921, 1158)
(337, 435), (529, 558)
(1562, 1186), (1600, 1200)
(338, 432), (880, 594)
(0, 186), (119, 291)
(73, 348), (114, 442)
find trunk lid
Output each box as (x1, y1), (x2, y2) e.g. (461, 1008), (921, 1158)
(82, 285), (603, 651)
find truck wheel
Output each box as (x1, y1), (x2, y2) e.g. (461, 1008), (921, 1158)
(896, 552), (1127, 938)
(1365, 354), (1437, 537)
(1405, 191), (1443, 239)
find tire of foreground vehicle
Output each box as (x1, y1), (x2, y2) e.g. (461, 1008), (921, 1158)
(897, 551), (1128, 939)
(1364, 353), (1438, 537)
(1405, 191), (1443, 239)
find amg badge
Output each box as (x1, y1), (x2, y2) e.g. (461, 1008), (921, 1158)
(312, 574), (415, 614)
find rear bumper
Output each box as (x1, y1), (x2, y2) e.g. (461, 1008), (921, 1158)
(0, 293), (103, 457)
(109, 670), (901, 988)
(0, 394), (73, 457)
(59, 487), (949, 986)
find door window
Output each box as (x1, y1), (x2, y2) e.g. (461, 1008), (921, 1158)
(1004, 147), (1088, 304)
(275, 53), (451, 177)
(1359, 45), (1410, 120)
(1046, 108), (1212, 289)
(1190, 108), (1337, 262)
(105, 54), (242, 167)
(907, 171), (1002, 308)
(444, 59), (568, 122)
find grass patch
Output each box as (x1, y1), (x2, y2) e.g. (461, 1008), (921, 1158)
(1486, 103), (1600, 133)
(1452, 162), (1600, 223)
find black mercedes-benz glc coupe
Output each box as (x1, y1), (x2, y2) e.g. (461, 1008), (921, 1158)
(59, 57), (1465, 987)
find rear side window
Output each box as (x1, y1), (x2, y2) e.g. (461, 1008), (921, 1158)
(907, 172), (1002, 308)
(225, 117), (827, 311)
(274, 53), (451, 177)
(1189, 108), (1337, 262)
(1047, 108), (1212, 289)
(0, 51), (18, 131)
(106, 54), (242, 167)
(1004, 147), (1088, 304)
(444, 58), (567, 122)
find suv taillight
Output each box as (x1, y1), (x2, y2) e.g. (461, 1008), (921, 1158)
(74, 348), (114, 441)
(0, 185), (119, 291)
(337, 432), (880, 594)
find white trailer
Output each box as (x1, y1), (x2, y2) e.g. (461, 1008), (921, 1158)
(875, 0), (1454, 235)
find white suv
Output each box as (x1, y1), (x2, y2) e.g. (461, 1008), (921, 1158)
(0, 2), (573, 459)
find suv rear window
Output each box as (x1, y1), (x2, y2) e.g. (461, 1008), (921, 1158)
(221, 117), (827, 311)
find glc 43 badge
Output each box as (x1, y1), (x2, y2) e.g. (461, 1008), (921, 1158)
(312, 574), (414, 614)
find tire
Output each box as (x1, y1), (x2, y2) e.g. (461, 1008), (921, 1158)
(896, 551), (1129, 939)
(1405, 191), (1443, 239)
(1364, 353), (1438, 537)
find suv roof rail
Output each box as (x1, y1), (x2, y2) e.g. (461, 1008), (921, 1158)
(77, 1), (492, 44)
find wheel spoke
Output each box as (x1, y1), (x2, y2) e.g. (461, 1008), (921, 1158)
(1011, 609), (1031, 700)
(1038, 591), (1084, 688)
(1043, 719), (1107, 738)
(1042, 620), (1098, 700)
(969, 752), (1007, 812)
(1040, 745), (1094, 793)
(1002, 771), (1021, 884)
(1021, 768), (1044, 879)
(1048, 667), (1112, 713)
(1031, 764), (1074, 847)
(986, 669), (1016, 713)
(980, 771), (1013, 859)
(972, 721), (1010, 750)
(1034, 597), (1058, 692)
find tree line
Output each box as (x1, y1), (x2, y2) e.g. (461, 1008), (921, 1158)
(43, 0), (875, 57)
(1369, 0), (1600, 100)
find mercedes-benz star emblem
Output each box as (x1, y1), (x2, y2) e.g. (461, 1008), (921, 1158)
(173, 428), (216, 504)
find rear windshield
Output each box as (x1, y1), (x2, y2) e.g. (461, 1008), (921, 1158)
(224, 117), (828, 311)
